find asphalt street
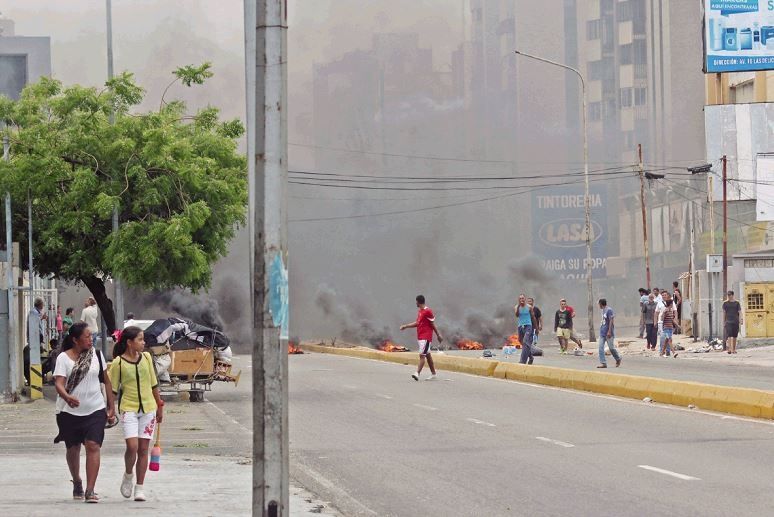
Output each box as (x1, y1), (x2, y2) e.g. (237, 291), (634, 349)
(288, 352), (774, 517)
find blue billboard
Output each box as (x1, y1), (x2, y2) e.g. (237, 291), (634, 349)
(531, 186), (608, 281)
(704, 0), (774, 72)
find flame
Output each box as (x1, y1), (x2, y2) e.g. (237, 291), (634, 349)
(288, 343), (304, 354)
(504, 334), (522, 348)
(456, 339), (484, 350)
(377, 340), (409, 352)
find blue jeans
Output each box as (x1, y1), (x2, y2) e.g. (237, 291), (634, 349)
(659, 328), (673, 355)
(598, 334), (621, 365)
(519, 325), (533, 364)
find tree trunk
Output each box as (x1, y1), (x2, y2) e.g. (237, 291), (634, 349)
(80, 275), (117, 334)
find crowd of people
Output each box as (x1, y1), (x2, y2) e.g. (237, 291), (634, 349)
(637, 283), (682, 357)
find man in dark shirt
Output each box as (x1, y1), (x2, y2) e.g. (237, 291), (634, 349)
(554, 299), (573, 354)
(722, 291), (743, 354)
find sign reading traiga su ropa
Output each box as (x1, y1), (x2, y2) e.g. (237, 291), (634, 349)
(531, 186), (608, 280)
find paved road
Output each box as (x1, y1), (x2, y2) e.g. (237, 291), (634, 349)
(289, 352), (774, 517)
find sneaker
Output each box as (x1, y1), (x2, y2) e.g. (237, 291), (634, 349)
(134, 485), (146, 502)
(411, 373), (419, 381)
(72, 479), (84, 500)
(84, 489), (99, 503)
(527, 357), (534, 365)
(615, 358), (622, 367)
(121, 472), (133, 498)
(597, 364), (607, 368)
(426, 374), (437, 381)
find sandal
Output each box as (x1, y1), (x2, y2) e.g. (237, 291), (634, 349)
(84, 489), (99, 503)
(72, 479), (84, 500)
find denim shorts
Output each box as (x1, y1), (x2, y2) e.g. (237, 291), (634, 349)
(662, 328), (674, 339)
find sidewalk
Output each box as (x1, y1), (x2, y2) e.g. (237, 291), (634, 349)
(0, 392), (339, 517)
(443, 334), (774, 392)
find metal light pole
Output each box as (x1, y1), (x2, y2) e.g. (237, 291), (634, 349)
(514, 50), (596, 342)
(2, 132), (17, 400)
(246, 1), (289, 515)
(106, 0), (124, 327)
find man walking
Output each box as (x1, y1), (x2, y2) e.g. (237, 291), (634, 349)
(527, 297), (543, 346)
(554, 299), (573, 354)
(80, 297), (100, 345)
(723, 291), (743, 354)
(596, 298), (621, 368)
(515, 294), (537, 365)
(643, 293), (658, 350)
(564, 303), (584, 349)
(400, 295), (443, 381)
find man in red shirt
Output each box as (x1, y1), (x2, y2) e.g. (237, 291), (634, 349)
(564, 304), (584, 349)
(400, 294), (444, 381)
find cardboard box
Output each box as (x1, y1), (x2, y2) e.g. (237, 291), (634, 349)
(169, 348), (214, 376)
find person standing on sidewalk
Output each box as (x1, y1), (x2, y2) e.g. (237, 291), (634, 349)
(109, 326), (164, 502)
(400, 295), (443, 381)
(643, 293), (658, 350)
(527, 297), (543, 346)
(564, 303), (584, 349)
(659, 298), (678, 358)
(515, 294), (537, 365)
(554, 299), (573, 354)
(723, 291), (743, 355)
(596, 299), (621, 369)
(53, 322), (116, 503)
(80, 298), (100, 345)
(638, 288), (648, 338)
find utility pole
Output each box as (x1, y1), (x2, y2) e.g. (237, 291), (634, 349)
(513, 50), (595, 342)
(106, 0), (123, 327)
(246, 1), (289, 515)
(709, 176), (715, 253)
(2, 133), (17, 400)
(27, 192), (41, 399)
(637, 144), (651, 289)
(722, 155), (728, 296)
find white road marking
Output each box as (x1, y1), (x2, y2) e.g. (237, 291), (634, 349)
(376, 394), (393, 400)
(638, 465), (700, 481)
(293, 461), (379, 516)
(536, 436), (575, 448)
(466, 418), (496, 427)
(412, 403), (438, 411)
(206, 401), (251, 435)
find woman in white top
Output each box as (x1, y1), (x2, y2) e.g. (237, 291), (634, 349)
(53, 322), (116, 503)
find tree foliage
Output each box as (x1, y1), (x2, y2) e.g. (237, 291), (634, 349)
(0, 64), (247, 332)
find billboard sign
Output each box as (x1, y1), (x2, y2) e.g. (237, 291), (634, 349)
(704, 0), (774, 72)
(531, 186), (608, 280)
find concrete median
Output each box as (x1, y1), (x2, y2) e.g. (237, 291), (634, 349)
(299, 342), (774, 420)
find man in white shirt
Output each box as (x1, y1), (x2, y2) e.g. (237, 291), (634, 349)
(80, 298), (100, 343)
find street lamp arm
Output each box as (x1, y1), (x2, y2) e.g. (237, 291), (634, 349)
(514, 50), (585, 90)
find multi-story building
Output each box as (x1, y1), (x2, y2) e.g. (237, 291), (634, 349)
(707, 71), (774, 104)
(563, 0), (704, 165)
(0, 16), (51, 100)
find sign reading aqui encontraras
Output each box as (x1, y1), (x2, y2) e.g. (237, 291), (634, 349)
(704, 0), (774, 72)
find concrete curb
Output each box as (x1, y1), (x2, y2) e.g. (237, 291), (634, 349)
(299, 343), (774, 420)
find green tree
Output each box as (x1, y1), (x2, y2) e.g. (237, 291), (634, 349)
(0, 63), (247, 333)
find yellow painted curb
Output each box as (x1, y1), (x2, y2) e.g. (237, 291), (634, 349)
(298, 343), (774, 420)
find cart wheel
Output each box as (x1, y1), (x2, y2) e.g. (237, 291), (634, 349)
(189, 390), (205, 403)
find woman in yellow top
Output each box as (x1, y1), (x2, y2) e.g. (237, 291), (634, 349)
(108, 326), (164, 502)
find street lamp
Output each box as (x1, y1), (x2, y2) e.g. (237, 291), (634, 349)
(514, 50), (596, 342)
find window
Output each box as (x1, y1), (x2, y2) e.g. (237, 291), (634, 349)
(620, 43), (632, 65)
(589, 102), (602, 121)
(620, 87), (633, 107)
(588, 60), (603, 81)
(618, 1), (634, 22)
(747, 292), (764, 310)
(587, 19), (601, 40)
(633, 39), (647, 64)
(634, 87), (647, 106)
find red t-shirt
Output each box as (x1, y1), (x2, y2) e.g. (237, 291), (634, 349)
(416, 307), (435, 341)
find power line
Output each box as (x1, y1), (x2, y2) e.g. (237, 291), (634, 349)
(289, 174), (632, 223)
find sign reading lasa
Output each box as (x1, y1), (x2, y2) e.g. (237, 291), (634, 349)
(531, 187), (608, 280)
(704, 0), (774, 72)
